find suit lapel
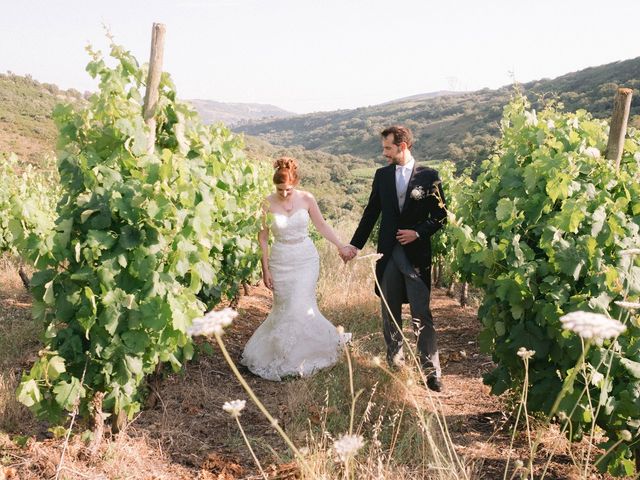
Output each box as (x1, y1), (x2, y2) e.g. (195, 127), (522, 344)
(387, 165), (400, 215)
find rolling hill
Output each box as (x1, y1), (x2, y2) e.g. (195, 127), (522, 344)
(188, 99), (294, 126)
(0, 72), (372, 222)
(0, 72), (85, 163)
(236, 57), (640, 172)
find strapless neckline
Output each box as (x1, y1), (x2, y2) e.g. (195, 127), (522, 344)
(272, 208), (309, 219)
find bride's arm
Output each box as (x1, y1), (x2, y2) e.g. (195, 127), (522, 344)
(305, 192), (347, 251)
(258, 201), (273, 289)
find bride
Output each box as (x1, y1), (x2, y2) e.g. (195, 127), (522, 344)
(241, 157), (353, 381)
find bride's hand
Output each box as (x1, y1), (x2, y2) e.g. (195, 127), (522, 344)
(263, 269), (274, 290)
(338, 245), (357, 263)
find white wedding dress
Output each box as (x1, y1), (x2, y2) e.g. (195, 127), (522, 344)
(241, 209), (351, 381)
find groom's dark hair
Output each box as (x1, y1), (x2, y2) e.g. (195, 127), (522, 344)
(381, 126), (413, 150)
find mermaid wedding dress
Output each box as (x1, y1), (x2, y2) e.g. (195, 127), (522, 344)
(241, 209), (351, 381)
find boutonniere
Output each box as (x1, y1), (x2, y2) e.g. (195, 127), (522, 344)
(410, 186), (425, 200)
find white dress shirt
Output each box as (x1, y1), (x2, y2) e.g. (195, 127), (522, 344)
(395, 158), (414, 209)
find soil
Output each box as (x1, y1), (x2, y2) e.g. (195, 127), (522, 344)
(0, 280), (625, 479)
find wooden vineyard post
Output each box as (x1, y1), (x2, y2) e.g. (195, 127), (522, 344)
(112, 23), (167, 435)
(143, 23), (166, 153)
(460, 282), (469, 307)
(87, 392), (105, 456)
(605, 88), (633, 171)
(18, 266), (30, 290)
(604, 87), (639, 472)
(436, 259), (444, 288)
(446, 279), (456, 297)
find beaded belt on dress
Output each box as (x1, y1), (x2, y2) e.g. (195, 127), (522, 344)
(276, 237), (308, 245)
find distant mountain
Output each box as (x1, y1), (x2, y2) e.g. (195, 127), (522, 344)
(236, 57), (640, 172)
(188, 99), (294, 126)
(379, 90), (463, 105)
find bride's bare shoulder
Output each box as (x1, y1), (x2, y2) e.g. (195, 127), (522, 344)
(297, 190), (315, 201)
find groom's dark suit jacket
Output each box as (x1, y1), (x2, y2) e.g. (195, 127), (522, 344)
(350, 162), (447, 293)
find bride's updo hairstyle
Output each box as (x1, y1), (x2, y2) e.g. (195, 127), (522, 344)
(273, 157), (300, 186)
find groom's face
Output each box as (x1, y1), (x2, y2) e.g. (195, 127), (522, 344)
(382, 134), (405, 165)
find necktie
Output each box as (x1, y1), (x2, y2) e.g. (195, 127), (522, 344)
(396, 167), (407, 210)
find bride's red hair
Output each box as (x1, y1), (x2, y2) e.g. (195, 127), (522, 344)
(273, 157), (300, 186)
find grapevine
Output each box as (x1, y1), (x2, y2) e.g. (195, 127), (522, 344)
(16, 42), (270, 423)
(451, 94), (640, 475)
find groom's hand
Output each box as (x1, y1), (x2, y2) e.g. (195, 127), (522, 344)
(339, 245), (358, 263)
(396, 229), (419, 245)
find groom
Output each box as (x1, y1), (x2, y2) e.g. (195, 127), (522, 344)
(343, 126), (447, 391)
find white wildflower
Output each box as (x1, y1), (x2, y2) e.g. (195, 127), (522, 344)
(559, 311), (626, 345)
(583, 147), (601, 159)
(620, 430), (633, 441)
(187, 308), (238, 337)
(222, 399), (246, 418)
(524, 110), (538, 127)
(333, 434), (365, 461)
(615, 301), (640, 310)
(546, 119), (555, 130)
(590, 370), (604, 386)
(356, 253), (384, 262)
(514, 460), (524, 469)
(336, 325), (345, 335)
(557, 411), (568, 422)
(620, 249), (640, 257)
(516, 347), (535, 360)
(410, 186), (425, 200)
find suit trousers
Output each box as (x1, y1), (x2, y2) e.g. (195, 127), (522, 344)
(380, 244), (441, 377)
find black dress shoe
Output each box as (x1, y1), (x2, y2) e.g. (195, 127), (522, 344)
(427, 376), (443, 392)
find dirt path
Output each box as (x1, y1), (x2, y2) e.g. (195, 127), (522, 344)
(1, 278), (618, 479)
(132, 285), (574, 479)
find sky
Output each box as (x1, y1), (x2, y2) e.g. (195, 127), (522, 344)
(1, 0), (639, 114)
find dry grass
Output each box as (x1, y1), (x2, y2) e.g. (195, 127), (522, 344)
(268, 233), (475, 479)
(0, 428), (200, 479)
(0, 255), (40, 434)
(0, 241), (621, 479)
(0, 372), (30, 434)
(0, 254), (234, 478)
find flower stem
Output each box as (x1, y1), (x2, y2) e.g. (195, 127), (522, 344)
(235, 416), (268, 480)
(213, 333), (312, 475)
(526, 341), (591, 478)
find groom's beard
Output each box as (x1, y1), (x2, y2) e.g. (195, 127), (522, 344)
(387, 151), (406, 165)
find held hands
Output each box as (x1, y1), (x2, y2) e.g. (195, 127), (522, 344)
(338, 244), (358, 263)
(396, 229), (419, 245)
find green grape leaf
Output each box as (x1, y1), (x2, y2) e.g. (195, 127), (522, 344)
(47, 356), (66, 380)
(53, 378), (85, 412)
